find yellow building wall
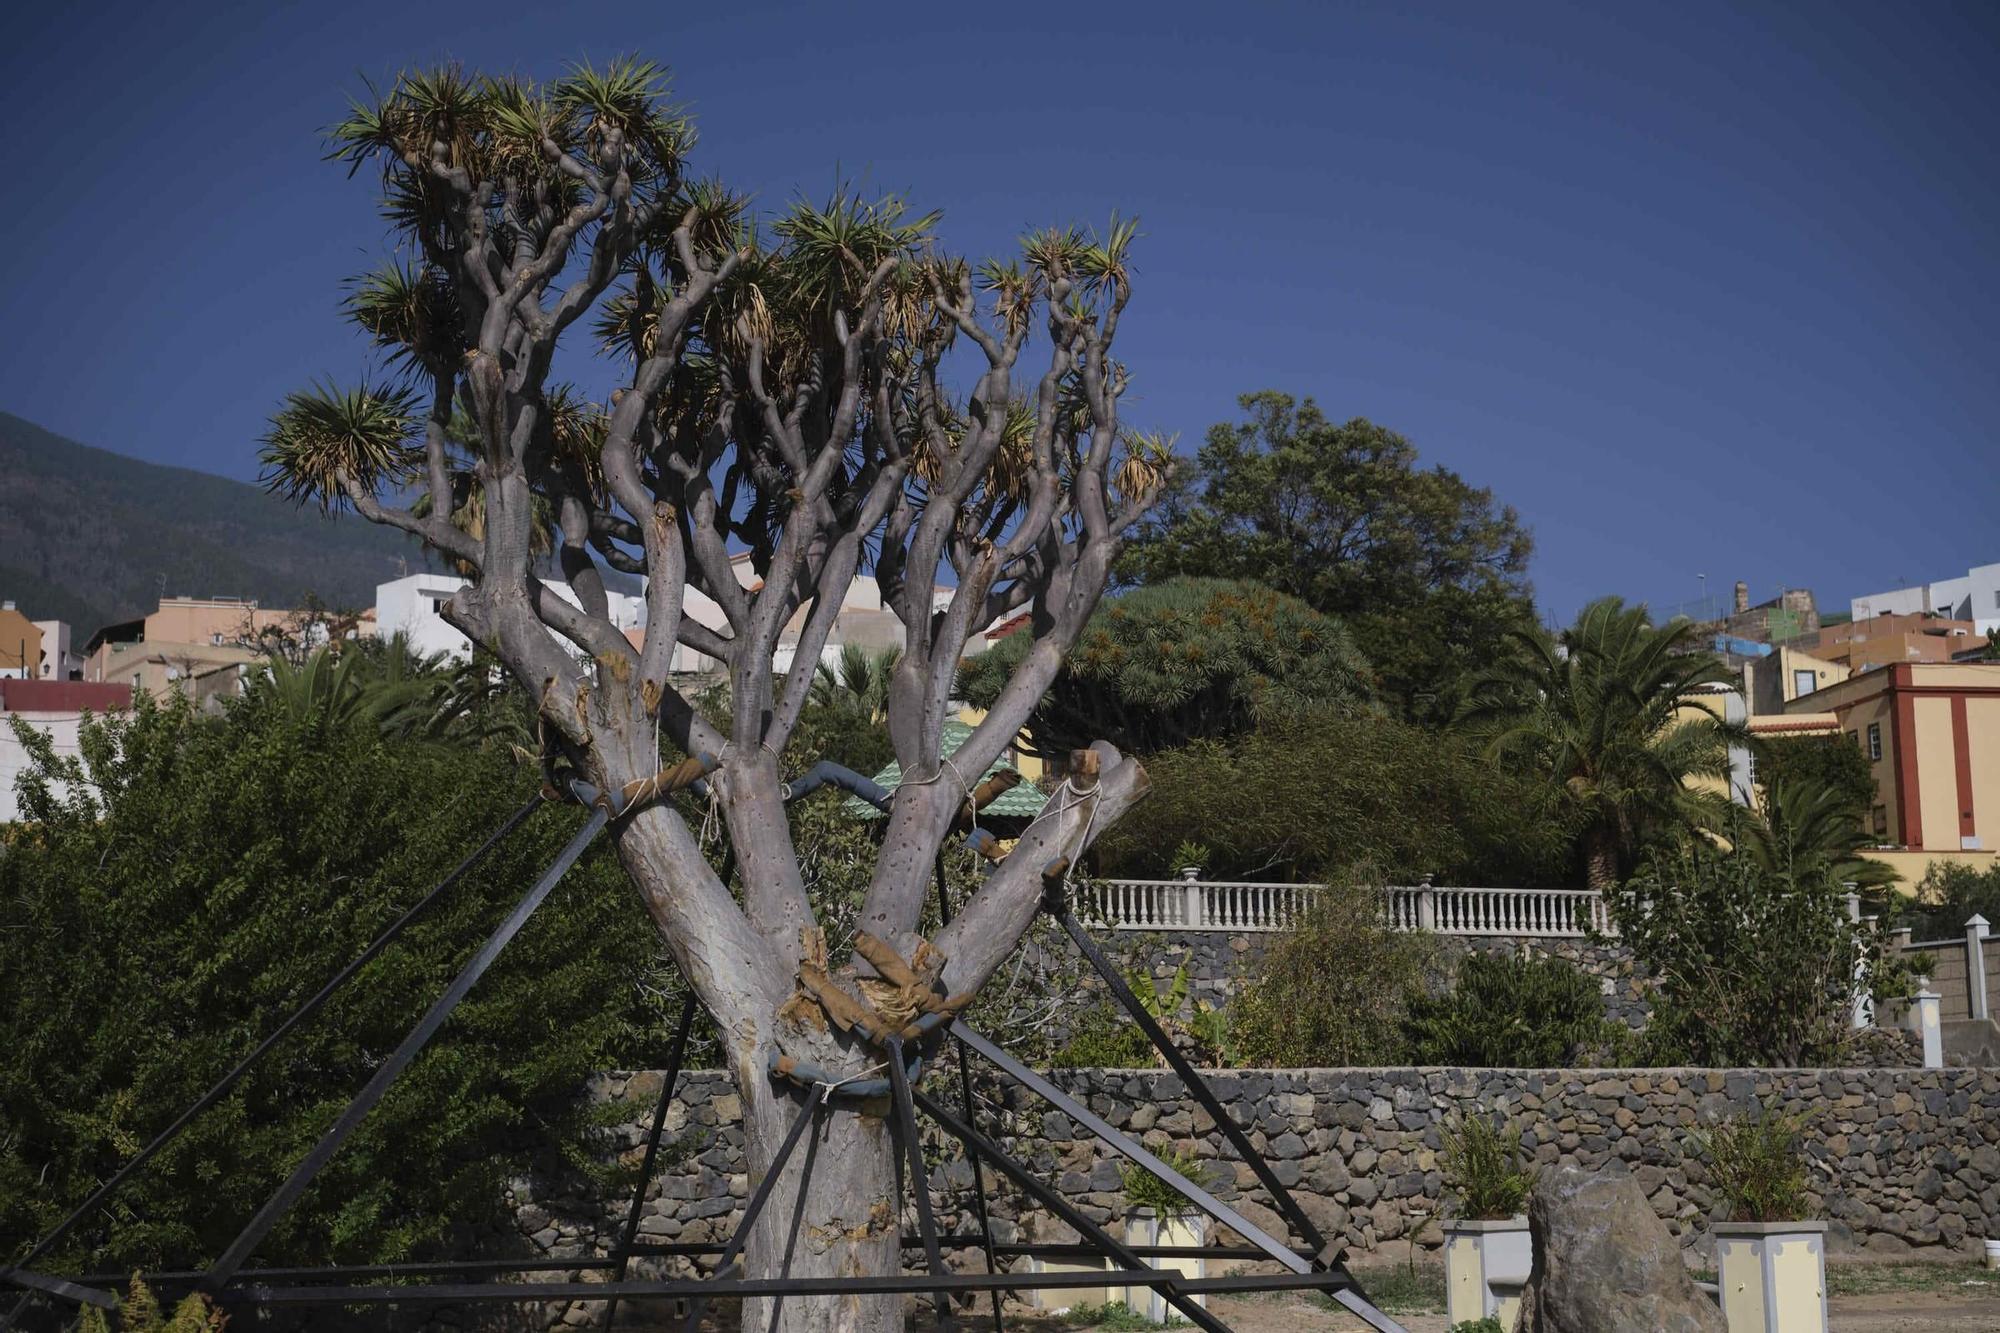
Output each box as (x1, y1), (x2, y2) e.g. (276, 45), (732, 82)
(1777, 646), (1847, 703)
(0, 611), (44, 676)
(955, 706), (1044, 783)
(1970, 696), (2000, 849)
(1913, 696), (1959, 852)
(1871, 848), (1997, 895)
(1835, 693), (1897, 840)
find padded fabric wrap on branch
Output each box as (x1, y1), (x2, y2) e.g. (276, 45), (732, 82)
(612, 752), (718, 814)
(781, 929), (972, 1047)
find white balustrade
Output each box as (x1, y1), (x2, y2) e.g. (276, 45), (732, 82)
(1087, 878), (1612, 938)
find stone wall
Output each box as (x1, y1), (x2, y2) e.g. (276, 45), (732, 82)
(492, 1063), (1998, 1326)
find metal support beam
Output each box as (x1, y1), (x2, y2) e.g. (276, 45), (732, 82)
(913, 1089), (1231, 1333)
(0, 1270), (117, 1311)
(202, 805), (609, 1292)
(886, 1038), (950, 1324)
(682, 1085), (823, 1333)
(1050, 900), (1338, 1265)
(950, 1022), (1303, 1272)
(936, 852), (1005, 1333)
(603, 991), (698, 1328)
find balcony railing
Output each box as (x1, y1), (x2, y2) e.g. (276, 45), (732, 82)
(1086, 877), (1613, 938)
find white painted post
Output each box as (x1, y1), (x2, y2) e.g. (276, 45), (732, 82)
(1179, 864), (1203, 931)
(1967, 915), (1991, 1022)
(1845, 885), (1869, 1030)
(1889, 925), (1913, 955)
(1913, 989), (1943, 1069)
(1418, 872), (1436, 932)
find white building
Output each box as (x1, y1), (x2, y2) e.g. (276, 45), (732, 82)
(374, 574), (648, 662)
(377, 561), (992, 678)
(33, 620), (81, 680)
(0, 679), (133, 823)
(1852, 562), (2000, 635)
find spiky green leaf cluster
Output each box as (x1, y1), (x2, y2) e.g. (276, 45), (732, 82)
(258, 382), (423, 511)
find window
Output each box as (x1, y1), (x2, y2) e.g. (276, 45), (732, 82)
(1872, 805), (1889, 837)
(1792, 669), (1817, 697)
(1866, 722), (1882, 761)
(1849, 729), (1860, 749)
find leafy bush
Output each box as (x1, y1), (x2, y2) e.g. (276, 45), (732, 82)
(1119, 1144), (1214, 1215)
(1448, 1320), (1507, 1333)
(1052, 1006), (1157, 1069)
(1096, 714), (1582, 887)
(1694, 1105), (1811, 1223)
(1228, 881), (1439, 1067)
(1439, 1116), (1533, 1219)
(1406, 952), (1612, 1067)
(1611, 844), (1884, 1067)
(1899, 859), (2000, 938)
(0, 694), (670, 1275)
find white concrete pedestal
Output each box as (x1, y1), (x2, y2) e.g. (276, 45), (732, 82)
(1715, 1220), (1828, 1333)
(1443, 1216), (1531, 1329)
(1122, 1207), (1206, 1323)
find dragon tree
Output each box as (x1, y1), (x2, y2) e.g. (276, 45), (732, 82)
(261, 60), (1167, 1332)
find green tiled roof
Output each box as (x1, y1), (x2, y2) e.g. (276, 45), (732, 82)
(844, 719), (1048, 820)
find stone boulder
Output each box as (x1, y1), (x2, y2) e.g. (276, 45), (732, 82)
(1516, 1162), (1725, 1333)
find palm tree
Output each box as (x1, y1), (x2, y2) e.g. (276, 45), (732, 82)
(1461, 597), (1740, 889)
(807, 645), (898, 721)
(1743, 768), (1896, 892)
(242, 641), (434, 738)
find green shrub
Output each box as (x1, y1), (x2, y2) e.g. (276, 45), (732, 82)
(1439, 1115), (1533, 1219)
(1448, 1320), (1507, 1333)
(1119, 1144), (1214, 1215)
(1899, 860), (2000, 938)
(0, 694), (671, 1275)
(1694, 1104), (1811, 1223)
(78, 1277), (225, 1332)
(1228, 880), (1439, 1067)
(1406, 951), (1613, 1067)
(1095, 714), (1582, 887)
(1052, 1005), (1157, 1068)
(1612, 845), (1883, 1067)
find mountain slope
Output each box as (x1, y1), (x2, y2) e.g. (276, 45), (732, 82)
(0, 410), (418, 637)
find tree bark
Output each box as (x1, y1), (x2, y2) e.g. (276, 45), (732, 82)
(1584, 827), (1620, 892)
(734, 1078), (900, 1333)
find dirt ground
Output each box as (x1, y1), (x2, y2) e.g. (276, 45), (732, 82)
(1002, 1262), (2000, 1333)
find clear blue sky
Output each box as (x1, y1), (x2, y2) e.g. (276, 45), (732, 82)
(3, 0), (1994, 624)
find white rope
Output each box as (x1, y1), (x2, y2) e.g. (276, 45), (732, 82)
(903, 752), (981, 836)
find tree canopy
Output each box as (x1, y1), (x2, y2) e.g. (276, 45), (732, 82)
(957, 576), (1372, 760)
(1120, 392), (1535, 722)
(1460, 597), (1737, 888)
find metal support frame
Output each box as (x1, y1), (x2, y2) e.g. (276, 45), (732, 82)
(887, 1039), (950, 1324)
(948, 1023), (1406, 1333)
(682, 1086), (824, 1333)
(5, 753), (1413, 1333)
(1051, 899), (1343, 1267)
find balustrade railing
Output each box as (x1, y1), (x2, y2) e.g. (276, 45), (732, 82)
(1085, 876), (1612, 937)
